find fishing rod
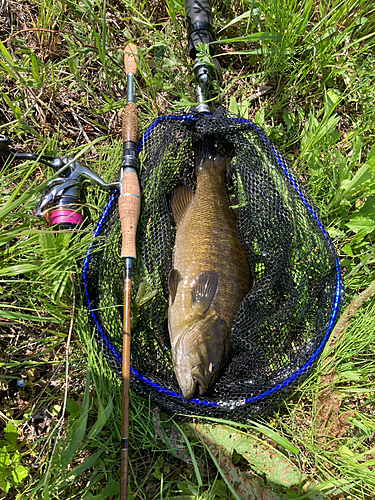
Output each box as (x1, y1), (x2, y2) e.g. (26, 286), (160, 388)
(1, 44), (140, 497)
(118, 43), (140, 500)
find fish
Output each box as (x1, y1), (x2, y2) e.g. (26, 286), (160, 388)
(168, 136), (252, 400)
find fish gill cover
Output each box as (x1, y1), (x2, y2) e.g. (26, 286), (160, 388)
(82, 107), (343, 420)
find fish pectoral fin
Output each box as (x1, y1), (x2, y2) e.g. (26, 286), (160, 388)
(171, 185), (194, 226)
(168, 268), (182, 305)
(190, 270), (218, 315)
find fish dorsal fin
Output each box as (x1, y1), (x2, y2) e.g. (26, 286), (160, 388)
(168, 268), (182, 305)
(190, 271), (218, 315)
(171, 185), (194, 226)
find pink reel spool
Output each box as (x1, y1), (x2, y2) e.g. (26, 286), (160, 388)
(46, 209), (83, 227)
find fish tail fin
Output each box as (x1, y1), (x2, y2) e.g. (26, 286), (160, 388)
(194, 134), (234, 171)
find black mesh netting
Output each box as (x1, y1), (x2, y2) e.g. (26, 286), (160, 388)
(82, 107), (343, 420)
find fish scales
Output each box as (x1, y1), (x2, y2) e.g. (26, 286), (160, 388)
(168, 140), (252, 400)
(173, 168), (249, 327)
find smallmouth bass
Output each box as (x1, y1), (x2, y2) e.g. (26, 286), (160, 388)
(168, 137), (252, 400)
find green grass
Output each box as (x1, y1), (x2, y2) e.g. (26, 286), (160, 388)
(0, 0), (375, 498)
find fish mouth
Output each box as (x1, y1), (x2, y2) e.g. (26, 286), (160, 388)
(181, 365), (208, 400)
(191, 365), (208, 397)
(182, 377), (206, 400)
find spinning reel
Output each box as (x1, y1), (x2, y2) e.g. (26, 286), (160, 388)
(0, 134), (119, 228)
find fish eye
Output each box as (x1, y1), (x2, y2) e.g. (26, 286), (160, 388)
(209, 362), (219, 373)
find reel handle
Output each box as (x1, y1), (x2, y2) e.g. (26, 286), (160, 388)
(185, 0), (214, 59)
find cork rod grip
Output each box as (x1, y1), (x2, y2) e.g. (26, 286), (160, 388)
(119, 171), (141, 258)
(122, 102), (138, 144)
(124, 43), (138, 76)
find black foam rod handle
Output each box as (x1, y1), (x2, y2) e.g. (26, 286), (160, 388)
(185, 0), (212, 32)
(185, 0), (214, 59)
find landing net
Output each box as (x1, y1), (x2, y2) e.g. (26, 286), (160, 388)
(82, 108), (343, 419)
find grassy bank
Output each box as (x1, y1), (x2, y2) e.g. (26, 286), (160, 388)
(1, 0), (374, 498)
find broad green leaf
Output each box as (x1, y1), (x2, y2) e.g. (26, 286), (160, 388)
(4, 422), (18, 448)
(304, 26), (337, 50)
(361, 459), (375, 467)
(12, 464), (29, 484)
(349, 136), (363, 170)
(348, 418), (374, 435)
(341, 244), (354, 257)
(327, 228), (345, 238)
(0, 446), (9, 469)
(176, 479), (199, 497)
(340, 163), (372, 197)
(367, 144), (375, 162)
(0, 60), (16, 77)
(49, 404), (61, 417)
(324, 88), (341, 115)
(30, 53), (41, 85)
(296, 104), (305, 125)
(296, 0), (313, 34)
(67, 56), (78, 76)
(87, 396), (113, 440)
(102, 479), (120, 498)
(313, 115), (341, 150)
(43, 479), (50, 500)
(66, 398), (80, 416)
(228, 96), (238, 115)
(18, 119), (40, 137)
(194, 416), (299, 456)
(338, 445), (354, 458)
(197, 424), (303, 487)
(346, 216), (374, 234)
(0, 478), (10, 493)
(0, 40), (15, 66)
(82, 494), (106, 500)
(283, 111), (295, 131)
(254, 107), (265, 126)
(353, 16), (368, 26)
(239, 98), (249, 120)
(356, 196), (375, 217)
(138, 289), (158, 307)
(338, 371), (361, 381)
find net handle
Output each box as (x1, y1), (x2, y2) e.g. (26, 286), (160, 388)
(185, 0), (214, 59)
